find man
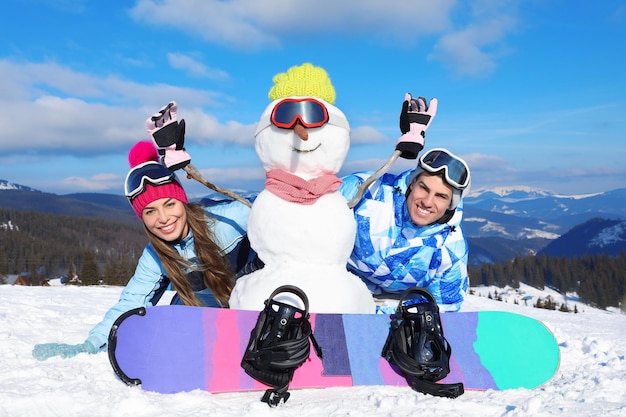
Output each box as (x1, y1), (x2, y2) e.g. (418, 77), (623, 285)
(340, 95), (471, 311)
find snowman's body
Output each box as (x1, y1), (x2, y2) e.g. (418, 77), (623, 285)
(229, 96), (376, 313)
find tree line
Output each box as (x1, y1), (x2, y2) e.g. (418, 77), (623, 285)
(0, 208), (146, 286)
(468, 253), (626, 310)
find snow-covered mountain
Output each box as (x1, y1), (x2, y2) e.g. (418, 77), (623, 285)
(460, 186), (626, 265)
(0, 179), (137, 224)
(198, 191), (258, 205)
(0, 179), (37, 192)
(539, 217), (626, 257)
(4, 179), (624, 235)
(468, 185), (603, 200)
(463, 186), (626, 239)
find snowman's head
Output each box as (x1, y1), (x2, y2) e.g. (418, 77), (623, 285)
(254, 96), (350, 179)
(253, 63), (352, 179)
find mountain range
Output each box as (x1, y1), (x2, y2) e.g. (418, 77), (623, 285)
(0, 180), (137, 225)
(462, 186), (626, 264)
(2, 179), (625, 266)
(463, 186), (626, 237)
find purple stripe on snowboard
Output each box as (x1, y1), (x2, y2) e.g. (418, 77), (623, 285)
(313, 314), (351, 376)
(342, 315), (398, 386)
(135, 306), (206, 393)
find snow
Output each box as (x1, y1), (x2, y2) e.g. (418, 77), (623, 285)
(0, 220), (18, 231)
(589, 222), (626, 247)
(521, 228), (560, 240)
(1, 284), (625, 417)
(0, 182), (19, 191)
(468, 185), (554, 198)
(467, 185), (603, 201)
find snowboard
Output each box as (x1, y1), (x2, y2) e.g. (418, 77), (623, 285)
(108, 305), (560, 395)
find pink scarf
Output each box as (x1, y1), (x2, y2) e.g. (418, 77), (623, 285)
(265, 169), (342, 205)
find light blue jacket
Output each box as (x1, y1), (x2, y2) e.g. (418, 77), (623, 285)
(86, 201), (250, 350)
(339, 169), (469, 312)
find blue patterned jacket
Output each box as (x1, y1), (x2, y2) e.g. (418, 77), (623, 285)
(339, 169), (469, 311)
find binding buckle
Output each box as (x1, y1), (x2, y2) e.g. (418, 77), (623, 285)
(261, 387), (291, 407)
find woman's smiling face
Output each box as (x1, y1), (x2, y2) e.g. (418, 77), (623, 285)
(141, 198), (188, 241)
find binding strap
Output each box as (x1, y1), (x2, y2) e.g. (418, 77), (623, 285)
(241, 285), (323, 406)
(382, 287), (464, 398)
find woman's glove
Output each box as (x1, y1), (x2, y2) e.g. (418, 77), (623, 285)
(146, 101), (192, 171)
(32, 340), (98, 361)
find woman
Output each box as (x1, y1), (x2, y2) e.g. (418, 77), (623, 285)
(340, 148), (471, 311)
(32, 141), (251, 360)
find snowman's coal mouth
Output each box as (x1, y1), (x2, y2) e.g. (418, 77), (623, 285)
(291, 143), (321, 153)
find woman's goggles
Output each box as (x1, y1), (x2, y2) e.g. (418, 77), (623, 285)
(124, 161), (177, 200)
(418, 148), (470, 190)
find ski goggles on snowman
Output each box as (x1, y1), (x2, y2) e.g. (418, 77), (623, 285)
(124, 161), (178, 200)
(418, 148), (470, 190)
(256, 98), (350, 135)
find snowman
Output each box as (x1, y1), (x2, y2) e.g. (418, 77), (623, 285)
(229, 63), (375, 314)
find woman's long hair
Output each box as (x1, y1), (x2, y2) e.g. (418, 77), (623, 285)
(145, 203), (234, 307)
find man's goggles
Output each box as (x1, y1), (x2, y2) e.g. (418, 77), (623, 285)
(124, 161), (177, 200)
(418, 148), (470, 190)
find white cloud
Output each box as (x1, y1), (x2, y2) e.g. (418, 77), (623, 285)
(462, 152), (509, 171)
(0, 60), (253, 156)
(167, 53), (230, 80)
(349, 126), (389, 145)
(428, 12), (517, 76)
(200, 166), (264, 182)
(128, 0), (455, 49)
(59, 173), (122, 192)
(128, 1), (521, 77)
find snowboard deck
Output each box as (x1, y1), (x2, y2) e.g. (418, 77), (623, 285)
(108, 305), (560, 394)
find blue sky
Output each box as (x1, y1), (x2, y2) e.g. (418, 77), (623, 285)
(1, 0), (624, 199)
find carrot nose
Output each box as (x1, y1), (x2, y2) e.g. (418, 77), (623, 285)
(293, 120), (308, 141)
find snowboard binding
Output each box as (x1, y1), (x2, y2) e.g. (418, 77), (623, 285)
(241, 285), (323, 407)
(382, 287), (464, 398)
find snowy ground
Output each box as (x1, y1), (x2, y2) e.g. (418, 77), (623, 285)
(0, 283), (624, 417)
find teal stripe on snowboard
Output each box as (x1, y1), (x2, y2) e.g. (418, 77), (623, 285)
(474, 311), (560, 389)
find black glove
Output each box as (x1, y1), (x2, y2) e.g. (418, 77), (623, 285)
(145, 101), (191, 171)
(396, 93), (438, 159)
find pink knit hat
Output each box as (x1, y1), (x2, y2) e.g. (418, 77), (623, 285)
(125, 141), (188, 219)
